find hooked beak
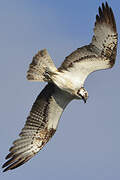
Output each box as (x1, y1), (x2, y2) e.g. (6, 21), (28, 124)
(81, 96), (86, 103)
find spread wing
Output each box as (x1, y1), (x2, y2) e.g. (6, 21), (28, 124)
(2, 83), (72, 172)
(58, 2), (118, 85)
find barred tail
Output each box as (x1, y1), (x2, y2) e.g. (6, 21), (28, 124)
(27, 49), (57, 82)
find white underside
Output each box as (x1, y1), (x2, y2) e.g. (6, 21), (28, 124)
(52, 56), (110, 95)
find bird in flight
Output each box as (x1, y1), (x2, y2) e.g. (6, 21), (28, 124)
(2, 2), (118, 172)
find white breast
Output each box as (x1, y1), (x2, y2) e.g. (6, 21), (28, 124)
(51, 70), (83, 94)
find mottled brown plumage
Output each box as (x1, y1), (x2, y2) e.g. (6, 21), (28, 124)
(59, 2), (117, 73)
(2, 2), (118, 172)
(2, 84), (72, 172)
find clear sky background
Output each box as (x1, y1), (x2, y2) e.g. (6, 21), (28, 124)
(0, 0), (120, 179)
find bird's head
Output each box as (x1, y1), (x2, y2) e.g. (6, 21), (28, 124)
(77, 87), (88, 103)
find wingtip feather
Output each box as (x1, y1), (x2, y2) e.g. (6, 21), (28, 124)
(96, 2), (117, 33)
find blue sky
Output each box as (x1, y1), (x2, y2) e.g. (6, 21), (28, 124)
(1, 0), (120, 179)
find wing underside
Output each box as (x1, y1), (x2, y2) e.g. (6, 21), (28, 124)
(58, 2), (118, 84)
(2, 2), (118, 172)
(2, 84), (72, 172)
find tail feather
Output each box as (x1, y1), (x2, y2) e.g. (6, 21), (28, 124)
(27, 49), (57, 82)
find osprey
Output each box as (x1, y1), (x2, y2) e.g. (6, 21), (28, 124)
(2, 2), (118, 172)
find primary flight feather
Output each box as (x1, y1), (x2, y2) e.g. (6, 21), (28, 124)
(2, 2), (118, 172)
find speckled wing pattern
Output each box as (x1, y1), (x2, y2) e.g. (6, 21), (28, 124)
(58, 2), (118, 84)
(2, 83), (72, 172)
(2, 2), (118, 173)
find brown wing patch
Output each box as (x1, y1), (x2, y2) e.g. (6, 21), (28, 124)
(59, 2), (118, 73)
(58, 45), (98, 71)
(2, 84), (56, 172)
(2, 128), (56, 172)
(2, 83), (71, 172)
(92, 2), (118, 67)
